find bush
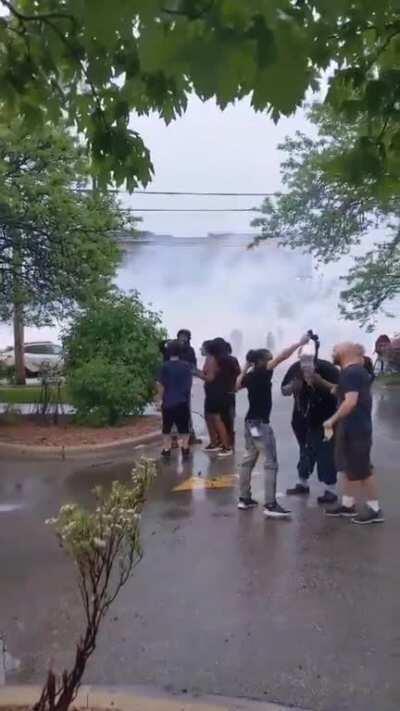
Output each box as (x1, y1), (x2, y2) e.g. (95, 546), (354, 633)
(64, 291), (165, 425)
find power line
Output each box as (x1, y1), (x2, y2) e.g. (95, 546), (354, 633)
(120, 207), (259, 213)
(125, 190), (276, 197)
(76, 188), (277, 197)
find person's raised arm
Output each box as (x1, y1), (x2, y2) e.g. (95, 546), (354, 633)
(267, 334), (309, 370)
(236, 361), (251, 391)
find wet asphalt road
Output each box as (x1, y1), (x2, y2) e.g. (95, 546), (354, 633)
(1, 381), (400, 711)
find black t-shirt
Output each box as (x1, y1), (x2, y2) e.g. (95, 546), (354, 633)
(242, 367), (273, 423)
(281, 359), (339, 429)
(179, 344), (197, 369)
(217, 355), (241, 394)
(338, 364), (372, 434)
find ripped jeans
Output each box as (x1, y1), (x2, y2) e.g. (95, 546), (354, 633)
(239, 420), (278, 505)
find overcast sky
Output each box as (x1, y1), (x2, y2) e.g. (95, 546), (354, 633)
(124, 96), (313, 237)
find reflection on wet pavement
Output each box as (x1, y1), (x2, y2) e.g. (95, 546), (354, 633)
(1, 387), (400, 711)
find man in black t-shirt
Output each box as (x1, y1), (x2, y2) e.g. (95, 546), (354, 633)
(236, 334), (309, 519)
(281, 358), (339, 504)
(324, 342), (383, 525)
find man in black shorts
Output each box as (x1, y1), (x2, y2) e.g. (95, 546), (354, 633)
(324, 342), (383, 525)
(157, 340), (192, 461)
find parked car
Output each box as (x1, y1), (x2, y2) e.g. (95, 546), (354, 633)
(0, 341), (63, 376)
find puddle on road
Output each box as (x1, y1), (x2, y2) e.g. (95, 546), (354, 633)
(0, 503), (24, 513)
(0, 637), (20, 685)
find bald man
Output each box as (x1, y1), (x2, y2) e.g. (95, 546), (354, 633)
(324, 342), (383, 524)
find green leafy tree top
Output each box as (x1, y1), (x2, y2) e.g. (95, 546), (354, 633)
(252, 103), (400, 330)
(3, 1), (400, 187)
(0, 120), (126, 326)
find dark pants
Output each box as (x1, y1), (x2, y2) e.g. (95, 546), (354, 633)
(293, 423), (337, 486)
(221, 394), (236, 446)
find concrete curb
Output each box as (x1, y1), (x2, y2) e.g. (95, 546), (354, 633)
(0, 430), (162, 460)
(0, 685), (307, 711)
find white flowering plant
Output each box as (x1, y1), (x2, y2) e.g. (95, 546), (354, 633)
(35, 458), (156, 711)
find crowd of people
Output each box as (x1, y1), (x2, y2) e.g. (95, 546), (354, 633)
(156, 329), (383, 526)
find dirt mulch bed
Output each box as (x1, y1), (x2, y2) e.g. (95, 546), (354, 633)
(0, 414), (160, 448)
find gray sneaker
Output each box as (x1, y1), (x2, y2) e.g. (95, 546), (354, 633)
(352, 506), (384, 525)
(325, 504), (356, 518)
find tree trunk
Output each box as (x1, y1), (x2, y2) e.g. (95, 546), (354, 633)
(13, 303), (25, 385)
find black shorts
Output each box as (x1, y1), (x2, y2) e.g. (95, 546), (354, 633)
(205, 394), (231, 417)
(162, 403), (190, 435)
(335, 428), (373, 481)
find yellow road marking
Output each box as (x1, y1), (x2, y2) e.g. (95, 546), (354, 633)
(172, 474), (236, 492)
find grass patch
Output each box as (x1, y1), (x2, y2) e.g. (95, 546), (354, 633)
(376, 373), (400, 386)
(0, 385), (69, 404)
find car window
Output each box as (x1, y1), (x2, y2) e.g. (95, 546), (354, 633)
(25, 345), (45, 354)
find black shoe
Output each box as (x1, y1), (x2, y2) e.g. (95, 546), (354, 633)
(263, 502), (291, 519)
(317, 490), (338, 505)
(161, 449), (171, 460)
(237, 497), (258, 510)
(286, 483), (310, 496)
(352, 506), (384, 525)
(217, 447), (234, 458)
(203, 443), (220, 453)
(325, 503), (356, 518)
(181, 448), (191, 462)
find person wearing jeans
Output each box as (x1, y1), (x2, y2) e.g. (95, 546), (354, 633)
(281, 357), (339, 504)
(236, 333), (309, 519)
(240, 420), (279, 511)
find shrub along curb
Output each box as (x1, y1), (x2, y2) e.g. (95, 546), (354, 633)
(0, 429), (161, 460)
(0, 684), (300, 711)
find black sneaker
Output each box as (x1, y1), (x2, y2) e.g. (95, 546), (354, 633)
(237, 497), (258, 510)
(263, 502), (292, 519)
(181, 448), (191, 462)
(352, 506), (384, 525)
(286, 483), (310, 496)
(325, 503), (356, 518)
(161, 449), (171, 460)
(317, 490), (338, 505)
(203, 444), (220, 453)
(217, 447), (234, 458)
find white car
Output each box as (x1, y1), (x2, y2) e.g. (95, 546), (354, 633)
(0, 341), (63, 376)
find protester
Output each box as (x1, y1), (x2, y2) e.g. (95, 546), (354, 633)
(200, 339), (234, 457)
(212, 338), (240, 449)
(281, 344), (340, 504)
(176, 329), (197, 368)
(374, 334), (391, 375)
(236, 333), (309, 518)
(157, 340), (192, 461)
(324, 342), (384, 524)
(176, 329), (201, 445)
(200, 340), (220, 452)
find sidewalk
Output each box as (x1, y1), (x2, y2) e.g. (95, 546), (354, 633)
(0, 685), (308, 711)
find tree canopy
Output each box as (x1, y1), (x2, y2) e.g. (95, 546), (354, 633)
(2, 1), (400, 188)
(0, 119), (127, 381)
(251, 104), (400, 330)
(0, 121), (124, 326)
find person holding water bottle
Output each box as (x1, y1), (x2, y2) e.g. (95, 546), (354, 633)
(236, 333), (310, 519)
(281, 332), (340, 504)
